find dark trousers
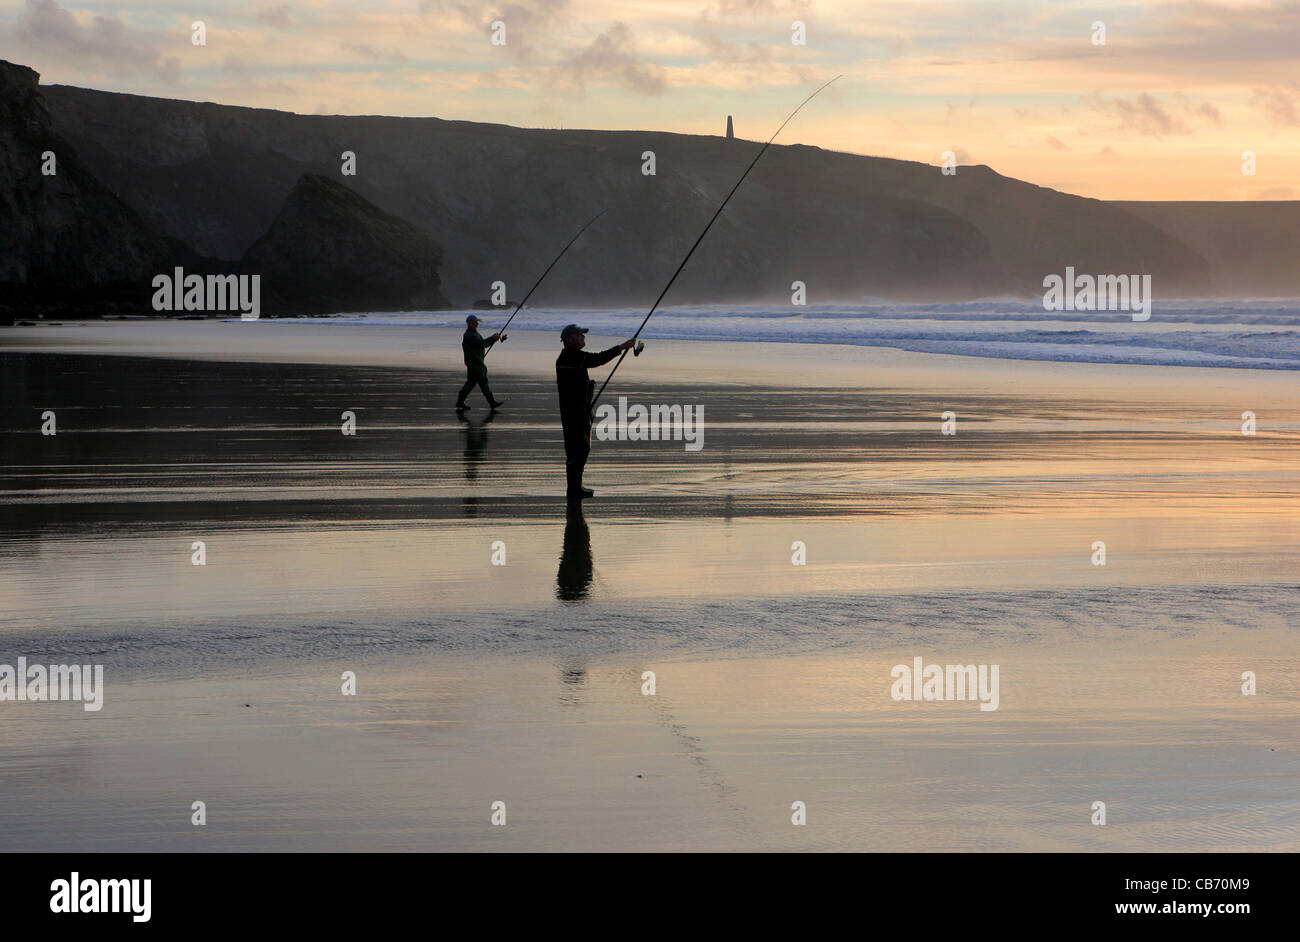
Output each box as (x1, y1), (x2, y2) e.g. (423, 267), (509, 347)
(561, 412), (591, 495)
(457, 365), (495, 406)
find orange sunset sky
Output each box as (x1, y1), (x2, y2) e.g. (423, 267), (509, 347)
(2, 0), (1298, 200)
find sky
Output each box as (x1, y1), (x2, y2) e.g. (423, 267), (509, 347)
(2, 0), (1298, 200)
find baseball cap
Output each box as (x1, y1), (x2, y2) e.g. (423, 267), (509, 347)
(560, 324), (589, 340)
(466, 314), (481, 325)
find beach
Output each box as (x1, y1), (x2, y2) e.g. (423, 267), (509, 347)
(1, 320), (1297, 851)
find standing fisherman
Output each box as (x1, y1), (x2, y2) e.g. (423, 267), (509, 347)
(556, 325), (636, 499)
(456, 314), (506, 412)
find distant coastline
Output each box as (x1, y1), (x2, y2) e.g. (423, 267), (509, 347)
(7, 56), (1300, 326)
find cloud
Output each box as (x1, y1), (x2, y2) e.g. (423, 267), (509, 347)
(495, 0), (571, 60)
(1086, 91), (1220, 138)
(1108, 93), (1185, 136)
(12, 0), (180, 84)
(705, 0), (812, 16)
(421, 1), (570, 33)
(1250, 84), (1300, 126)
(1175, 92), (1221, 124)
(417, 0), (571, 63)
(212, 55), (296, 98)
(417, 0), (476, 15)
(555, 22), (668, 96)
(692, 15), (774, 67)
(945, 98), (977, 118)
(256, 5), (293, 29)
(1045, 136), (1067, 150)
(343, 42), (410, 65)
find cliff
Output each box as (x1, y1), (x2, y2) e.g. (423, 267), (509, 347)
(38, 78), (1228, 305)
(0, 60), (451, 319)
(1114, 201), (1300, 297)
(0, 60), (194, 319)
(243, 173), (450, 313)
(10, 58), (1299, 316)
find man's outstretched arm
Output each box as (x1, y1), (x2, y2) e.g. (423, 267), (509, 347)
(583, 339), (636, 368)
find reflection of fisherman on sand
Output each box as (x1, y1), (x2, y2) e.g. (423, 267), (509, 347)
(457, 409), (494, 482)
(458, 411), (494, 518)
(556, 501), (594, 601)
(556, 656), (587, 707)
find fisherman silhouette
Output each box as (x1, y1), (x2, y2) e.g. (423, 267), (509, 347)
(555, 324), (636, 498)
(556, 501), (594, 601)
(456, 314), (505, 411)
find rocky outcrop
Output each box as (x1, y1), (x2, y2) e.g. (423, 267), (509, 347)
(0, 59), (455, 320)
(0, 61), (194, 320)
(242, 173), (450, 313)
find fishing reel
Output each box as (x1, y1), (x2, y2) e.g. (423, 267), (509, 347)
(633, 340), (645, 357)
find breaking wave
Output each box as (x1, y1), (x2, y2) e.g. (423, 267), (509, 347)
(296, 298), (1300, 369)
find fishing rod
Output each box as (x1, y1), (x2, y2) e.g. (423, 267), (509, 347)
(484, 207), (608, 356)
(589, 75), (842, 412)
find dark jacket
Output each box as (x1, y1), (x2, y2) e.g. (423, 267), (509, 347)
(556, 344), (621, 417)
(462, 327), (495, 368)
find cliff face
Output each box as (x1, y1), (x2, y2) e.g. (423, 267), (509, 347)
(0, 59), (453, 319)
(14, 61), (1297, 312)
(243, 173), (450, 313)
(0, 61), (192, 316)
(39, 80), (1222, 305)
(1114, 201), (1300, 297)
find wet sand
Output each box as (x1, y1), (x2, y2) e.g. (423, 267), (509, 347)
(1, 322), (1297, 851)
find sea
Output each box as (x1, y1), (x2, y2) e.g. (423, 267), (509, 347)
(308, 298), (1300, 370)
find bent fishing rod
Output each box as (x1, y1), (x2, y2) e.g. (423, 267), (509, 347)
(589, 75), (842, 413)
(484, 207), (608, 357)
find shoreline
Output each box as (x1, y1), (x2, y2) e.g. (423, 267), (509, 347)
(3, 320), (1298, 408)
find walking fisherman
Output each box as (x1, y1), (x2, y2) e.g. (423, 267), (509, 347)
(456, 315), (505, 411)
(556, 324), (636, 499)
